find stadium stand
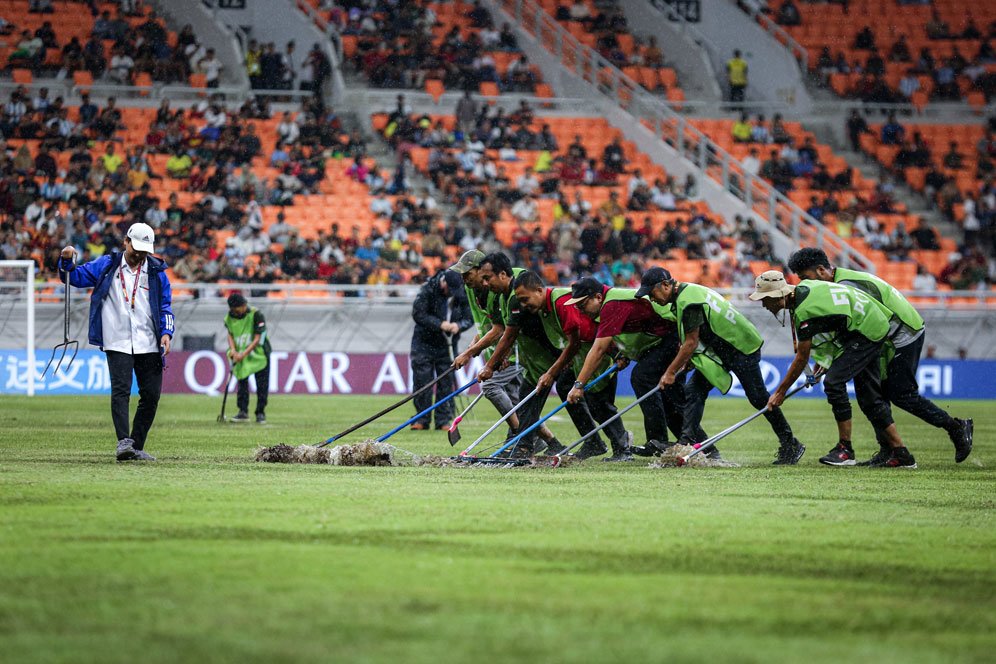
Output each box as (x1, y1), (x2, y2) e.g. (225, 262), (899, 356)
(537, 0), (685, 104)
(761, 0), (996, 105)
(2, 0), (992, 299)
(314, 0), (549, 97)
(686, 113), (975, 288)
(371, 105), (783, 288)
(0, 0), (225, 89)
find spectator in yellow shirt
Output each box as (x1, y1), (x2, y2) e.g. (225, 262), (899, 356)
(166, 151), (193, 178)
(101, 143), (123, 174)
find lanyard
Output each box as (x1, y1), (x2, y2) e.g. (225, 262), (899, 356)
(119, 262), (143, 311)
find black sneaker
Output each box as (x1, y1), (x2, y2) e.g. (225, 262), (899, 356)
(773, 438), (805, 465)
(509, 441), (535, 459)
(602, 430), (634, 462)
(132, 449), (156, 461)
(575, 437), (608, 460)
(544, 438), (567, 456)
(632, 439), (666, 457)
(231, 411), (249, 423)
(857, 445), (890, 467)
(256, 414), (266, 424)
(949, 418), (973, 463)
(876, 446), (917, 469)
(819, 441), (857, 467)
(705, 446), (722, 460)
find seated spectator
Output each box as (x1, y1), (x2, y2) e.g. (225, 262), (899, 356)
(926, 10), (950, 40)
(109, 46), (135, 85)
(854, 26), (877, 51)
(166, 150), (193, 178)
(889, 34), (912, 62)
(776, 0), (800, 26)
(732, 114), (752, 142)
(601, 136), (626, 174)
(943, 142), (964, 169)
(751, 115), (771, 143)
(912, 265), (937, 291)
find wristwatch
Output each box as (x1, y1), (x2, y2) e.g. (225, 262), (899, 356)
(573, 381), (584, 390)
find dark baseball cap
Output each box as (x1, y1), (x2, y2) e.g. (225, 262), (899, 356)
(227, 293), (247, 308)
(441, 270), (463, 291)
(449, 249), (485, 274)
(634, 267), (674, 299)
(565, 277), (605, 306)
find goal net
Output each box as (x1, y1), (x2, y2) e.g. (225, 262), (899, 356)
(0, 260), (37, 396)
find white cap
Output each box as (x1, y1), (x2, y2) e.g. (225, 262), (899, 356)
(127, 222), (155, 253)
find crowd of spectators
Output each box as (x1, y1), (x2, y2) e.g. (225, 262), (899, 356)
(851, 111), (996, 271)
(374, 95), (773, 288)
(0, 86), (448, 291)
(778, 0), (996, 103)
(552, 0), (670, 74)
(244, 40), (332, 93)
(3, 3), (227, 88)
(323, 0), (540, 93)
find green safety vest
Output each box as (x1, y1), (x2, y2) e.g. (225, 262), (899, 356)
(793, 280), (892, 370)
(497, 268), (554, 384)
(673, 283), (763, 393)
(224, 306), (269, 380)
(466, 284), (498, 362)
(833, 267), (924, 333)
(598, 288), (673, 360)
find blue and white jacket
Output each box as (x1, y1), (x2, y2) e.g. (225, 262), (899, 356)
(59, 252), (175, 350)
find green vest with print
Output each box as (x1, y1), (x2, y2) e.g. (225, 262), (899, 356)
(673, 284), (763, 393)
(793, 280), (892, 369)
(833, 267), (924, 332)
(466, 284), (498, 361)
(598, 288), (671, 360)
(224, 307), (269, 380)
(499, 268), (552, 384)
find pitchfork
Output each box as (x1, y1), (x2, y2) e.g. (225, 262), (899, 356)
(42, 270), (79, 378)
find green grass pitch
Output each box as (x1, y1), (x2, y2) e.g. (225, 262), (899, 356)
(0, 394), (993, 663)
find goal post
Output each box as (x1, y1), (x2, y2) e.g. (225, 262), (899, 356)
(0, 260), (37, 396)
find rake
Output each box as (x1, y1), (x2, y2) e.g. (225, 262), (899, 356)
(41, 271), (79, 379)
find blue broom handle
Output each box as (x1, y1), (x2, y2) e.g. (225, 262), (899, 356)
(490, 365), (618, 457)
(376, 379), (478, 442)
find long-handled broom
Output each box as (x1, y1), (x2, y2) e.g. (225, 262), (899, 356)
(317, 366), (457, 447)
(487, 364), (618, 459)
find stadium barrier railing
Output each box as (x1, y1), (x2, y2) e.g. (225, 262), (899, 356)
(24, 282), (994, 308)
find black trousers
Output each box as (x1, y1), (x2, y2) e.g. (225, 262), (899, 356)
(885, 333), (955, 431)
(682, 350), (793, 447)
(554, 370), (629, 452)
(629, 339), (707, 445)
(236, 361), (270, 416)
(411, 349), (455, 427)
(823, 337), (894, 434)
(106, 351), (162, 450)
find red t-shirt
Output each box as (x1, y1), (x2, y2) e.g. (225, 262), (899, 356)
(595, 288), (674, 339)
(549, 289), (597, 342)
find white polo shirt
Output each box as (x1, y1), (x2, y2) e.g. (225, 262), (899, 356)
(101, 258), (159, 355)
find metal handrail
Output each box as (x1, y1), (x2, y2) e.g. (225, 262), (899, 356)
(492, 0), (874, 272)
(288, 0), (347, 103)
(734, 0), (809, 70)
